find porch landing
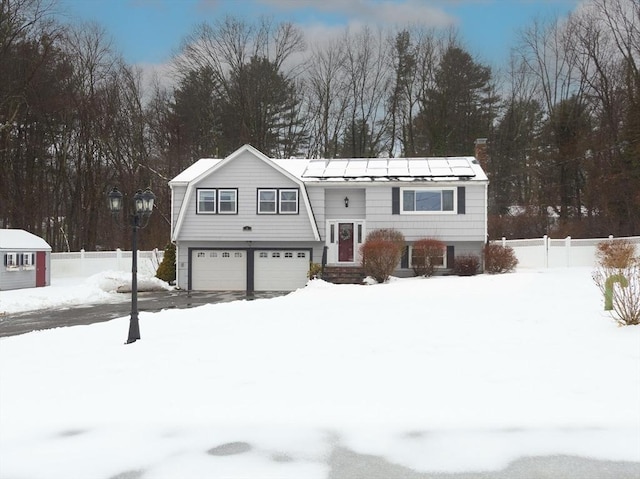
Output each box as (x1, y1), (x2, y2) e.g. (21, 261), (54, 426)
(322, 266), (365, 285)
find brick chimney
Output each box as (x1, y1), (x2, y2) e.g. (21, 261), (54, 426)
(474, 138), (488, 171)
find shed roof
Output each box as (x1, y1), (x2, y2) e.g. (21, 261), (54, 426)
(0, 229), (51, 250)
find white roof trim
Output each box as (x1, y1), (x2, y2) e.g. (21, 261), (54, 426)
(172, 145), (321, 242)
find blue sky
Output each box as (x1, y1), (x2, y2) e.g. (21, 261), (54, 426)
(57, 0), (581, 67)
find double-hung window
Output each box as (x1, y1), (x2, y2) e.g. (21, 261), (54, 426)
(197, 188), (237, 214)
(402, 188), (455, 213)
(197, 189), (216, 214)
(258, 189), (277, 214)
(257, 188), (299, 214)
(279, 189), (298, 214)
(218, 189), (237, 214)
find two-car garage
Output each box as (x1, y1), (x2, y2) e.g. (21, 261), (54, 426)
(190, 248), (311, 292)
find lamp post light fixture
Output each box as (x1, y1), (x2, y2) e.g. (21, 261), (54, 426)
(344, 196), (349, 208)
(107, 186), (156, 344)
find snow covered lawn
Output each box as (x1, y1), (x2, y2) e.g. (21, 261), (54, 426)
(0, 268), (638, 478)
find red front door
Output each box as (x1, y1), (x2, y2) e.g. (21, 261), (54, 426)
(36, 251), (47, 287)
(338, 223), (354, 262)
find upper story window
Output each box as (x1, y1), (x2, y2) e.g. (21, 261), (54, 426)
(258, 189), (277, 214)
(401, 188), (455, 213)
(218, 189), (237, 214)
(196, 188), (238, 215)
(197, 189), (216, 214)
(257, 188), (299, 214)
(279, 189), (298, 214)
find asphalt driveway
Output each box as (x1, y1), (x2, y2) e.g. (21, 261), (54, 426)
(0, 289), (287, 338)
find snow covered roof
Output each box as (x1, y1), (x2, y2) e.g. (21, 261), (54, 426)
(170, 153), (488, 185)
(0, 229), (51, 250)
(169, 159), (222, 185)
(299, 156), (487, 182)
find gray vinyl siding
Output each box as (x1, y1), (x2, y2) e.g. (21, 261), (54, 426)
(324, 188), (366, 220)
(304, 182), (486, 243)
(364, 183), (486, 242)
(306, 186), (325, 239)
(176, 150), (317, 242)
(175, 240), (324, 290)
(171, 185), (187, 234)
(0, 269), (35, 290)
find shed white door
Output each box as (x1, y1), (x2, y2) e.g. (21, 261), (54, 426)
(254, 250), (309, 291)
(191, 250), (246, 291)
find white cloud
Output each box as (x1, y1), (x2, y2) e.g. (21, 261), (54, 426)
(259, 0), (456, 28)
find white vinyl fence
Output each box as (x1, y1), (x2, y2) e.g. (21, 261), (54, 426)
(51, 249), (164, 279)
(493, 235), (640, 269)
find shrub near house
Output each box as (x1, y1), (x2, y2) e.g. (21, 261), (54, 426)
(453, 254), (480, 276)
(411, 238), (446, 277)
(360, 229), (405, 283)
(483, 243), (518, 274)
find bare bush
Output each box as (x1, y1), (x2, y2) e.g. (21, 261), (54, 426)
(360, 229), (405, 283)
(484, 243), (518, 274)
(595, 240), (636, 268)
(593, 240), (639, 326)
(411, 238), (446, 277)
(453, 254), (480, 276)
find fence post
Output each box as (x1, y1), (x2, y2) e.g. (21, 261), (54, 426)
(543, 235), (549, 268)
(565, 236), (571, 268)
(80, 248), (86, 276)
(502, 237), (506, 247)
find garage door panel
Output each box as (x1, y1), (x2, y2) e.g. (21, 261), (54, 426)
(254, 250), (309, 292)
(192, 250), (246, 291)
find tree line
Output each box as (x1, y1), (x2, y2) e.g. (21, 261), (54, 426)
(1, 0), (638, 251)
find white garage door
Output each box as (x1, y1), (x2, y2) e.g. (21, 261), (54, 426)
(191, 250), (246, 291)
(254, 250), (310, 292)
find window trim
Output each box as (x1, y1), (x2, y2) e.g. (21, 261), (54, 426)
(400, 187), (457, 214)
(279, 189), (299, 215)
(4, 252), (20, 271)
(196, 188), (238, 215)
(257, 188), (278, 214)
(409, 244), (447, 269)
(256, 187), (300, 215)
(218, 189), (238, 215)
(196, 189), (216, 214)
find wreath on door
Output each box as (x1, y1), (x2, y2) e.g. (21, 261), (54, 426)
(339, 225), (352, 241)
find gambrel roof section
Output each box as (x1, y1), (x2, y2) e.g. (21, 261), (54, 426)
(170, 144), (320, 242)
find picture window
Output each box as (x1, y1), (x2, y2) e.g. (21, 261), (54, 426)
(401, 188), (455, 213)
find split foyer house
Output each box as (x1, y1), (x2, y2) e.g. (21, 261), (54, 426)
(169, 144), (488, 292)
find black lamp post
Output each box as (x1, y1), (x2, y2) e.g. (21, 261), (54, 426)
(107, 186), (155, 344)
